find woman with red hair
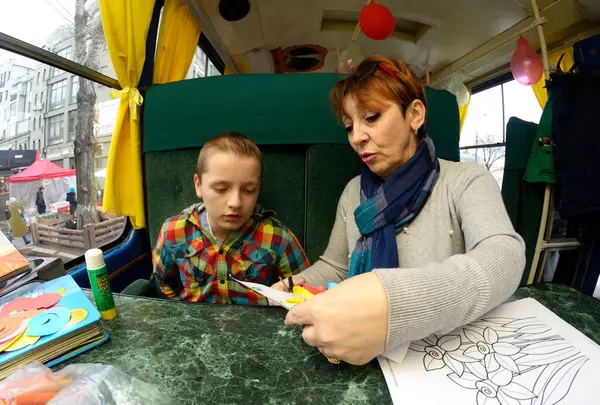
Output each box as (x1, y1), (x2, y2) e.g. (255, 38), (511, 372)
(274, 55), (525, 366)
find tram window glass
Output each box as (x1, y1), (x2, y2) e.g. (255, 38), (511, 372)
(0, 53), (124, 260)
(154, 7), (222, 80)
(1, 0), (115, 78)
(1, 0), (224, 263)
(460, 79), (542, 188)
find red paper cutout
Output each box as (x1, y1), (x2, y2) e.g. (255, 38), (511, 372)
(0, 293), (62, 317)
(0, 317), (22, 340)
(33, 293), (62, 309)
(0, 321), (26, 344)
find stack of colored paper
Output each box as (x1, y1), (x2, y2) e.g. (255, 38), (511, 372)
(0, 275), (109, 380)
(0, 231), (29, 285)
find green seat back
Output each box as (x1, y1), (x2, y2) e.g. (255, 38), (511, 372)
(501, 117), (545, 286)
(143, 74), (460, 262)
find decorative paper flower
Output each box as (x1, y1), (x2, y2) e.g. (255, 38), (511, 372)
(462, 327), (521, 373)
(448, 368), (537, 405)
(411, 335), (478, 376)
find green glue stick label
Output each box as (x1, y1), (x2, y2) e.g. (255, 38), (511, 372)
(88, 266), (116, 312)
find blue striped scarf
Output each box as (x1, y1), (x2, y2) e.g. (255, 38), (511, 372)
(348, 135), (440, 278)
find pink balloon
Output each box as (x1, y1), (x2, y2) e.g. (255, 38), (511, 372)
(511, 36), (543, 86)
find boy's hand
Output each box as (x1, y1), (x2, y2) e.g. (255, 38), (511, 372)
(269, 276), (305, 306)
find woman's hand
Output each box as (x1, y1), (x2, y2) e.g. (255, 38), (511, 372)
(269, 276), (305, 306)
(284, 272), (388, 365)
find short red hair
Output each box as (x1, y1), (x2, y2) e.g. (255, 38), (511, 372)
(330, 55), (427, 138)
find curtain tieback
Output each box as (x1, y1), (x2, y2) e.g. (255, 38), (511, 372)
(111, 87), (144, 120)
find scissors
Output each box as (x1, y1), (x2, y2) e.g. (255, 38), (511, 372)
(279, 276), (325, 305)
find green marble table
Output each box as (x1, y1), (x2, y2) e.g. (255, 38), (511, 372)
(56, 283), (600, 405)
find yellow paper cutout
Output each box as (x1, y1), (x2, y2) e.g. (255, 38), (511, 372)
(285, 286), (316, 304)
(0, 328), (25, 352)
(4, 333), (40, 352)
(68, 309), (88, 326)
(57, 288), (66, 295)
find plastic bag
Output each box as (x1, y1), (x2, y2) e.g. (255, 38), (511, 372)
(0, 361), (177, 405)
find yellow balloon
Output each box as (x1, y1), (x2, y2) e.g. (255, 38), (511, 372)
(447, 72), (470, 107)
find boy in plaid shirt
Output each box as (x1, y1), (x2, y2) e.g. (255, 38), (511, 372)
(152, 132), (309, 304)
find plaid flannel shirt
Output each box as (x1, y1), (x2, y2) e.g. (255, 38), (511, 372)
(152, 203), (309, 305)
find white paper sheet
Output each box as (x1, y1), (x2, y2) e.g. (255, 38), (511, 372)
(377, 298), (600, 405)
(230, 277), (298, 309)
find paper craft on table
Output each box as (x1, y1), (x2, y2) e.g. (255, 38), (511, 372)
(377, 298), (600, 405)
(230, 276), (412, 363)
(26, 307), (72, 336)
(231, 277), (298, 309)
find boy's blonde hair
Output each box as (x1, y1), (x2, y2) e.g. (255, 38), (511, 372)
(197, 132), (263, 178)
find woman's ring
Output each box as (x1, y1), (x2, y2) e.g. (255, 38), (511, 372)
(319, 346), (341, 364)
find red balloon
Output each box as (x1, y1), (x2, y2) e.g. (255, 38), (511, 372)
(359, 4), (396, 41)
(510, 36), (543, 86)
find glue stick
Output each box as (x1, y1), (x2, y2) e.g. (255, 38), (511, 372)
(85, 248), (117, 320)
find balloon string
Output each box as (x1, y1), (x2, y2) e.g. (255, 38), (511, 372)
(350, 0), (374, 43)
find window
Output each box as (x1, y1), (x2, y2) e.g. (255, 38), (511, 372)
(0, 92), (3, 102)
(0, 3), (134, 259)
(9, 103), (16, 117)
(71, 77), (79, 104)
(68, 110), (77, 140)
(51, 49), (71, 77)
(48, 114), (65, 145)
(28, 102), (31, 112)
(28, 82), (32, 91)
(184, 43), (224, 79)
(96, 156), (108, 169)
(460, 79), (542, 187)
(34, 94), (38, 105)
(49, 80), (67, 110)
(208, 61), (221, 77)
(33, 118), (36, 130)
(57, 47), (71, 60)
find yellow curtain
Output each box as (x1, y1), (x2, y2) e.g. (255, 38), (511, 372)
(532, 47), (575, 108)
(459, 89), (472, 134)
(99, 0), (155, 229)
(153, 0), (201, 84)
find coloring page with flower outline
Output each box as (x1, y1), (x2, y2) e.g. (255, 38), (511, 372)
(378, 298), (600, 405)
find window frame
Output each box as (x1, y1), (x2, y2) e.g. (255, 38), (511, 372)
(47, 113), (65, 145)
(49, 79), (67, 111)
(71, 76), (79, 104)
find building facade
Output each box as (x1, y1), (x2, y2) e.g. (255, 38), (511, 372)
(0, 61), (35, 152)
(0, 29), (219, 173)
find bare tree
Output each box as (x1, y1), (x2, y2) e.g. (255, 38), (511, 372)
(72, 0), (104, 228)
(475, 133), (505, 171)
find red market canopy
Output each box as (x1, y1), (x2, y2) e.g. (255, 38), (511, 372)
(8, 159), (76, 183)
